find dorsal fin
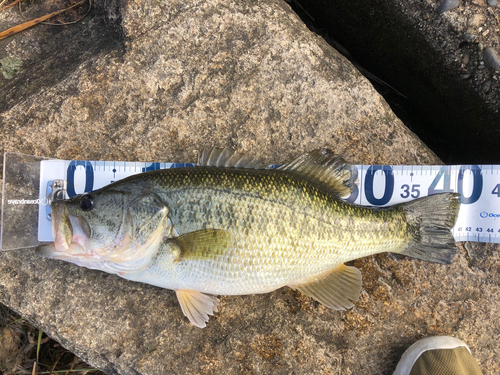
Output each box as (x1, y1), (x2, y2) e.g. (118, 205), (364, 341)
(197, 147), (265, 169)
(277, 149), (357, 197)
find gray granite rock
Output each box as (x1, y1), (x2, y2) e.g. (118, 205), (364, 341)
(0, 0), (435, 166)
(1, 0), (499, 374)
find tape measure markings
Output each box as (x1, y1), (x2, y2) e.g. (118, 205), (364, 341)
(36, 160), (500, 244)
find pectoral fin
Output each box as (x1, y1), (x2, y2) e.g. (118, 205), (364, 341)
(175, 290), (219, 328)
(290, 264), (362, 310)
(167, 229), (231, 262)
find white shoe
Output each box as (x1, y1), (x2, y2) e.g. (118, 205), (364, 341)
(393, 336), (483, 375)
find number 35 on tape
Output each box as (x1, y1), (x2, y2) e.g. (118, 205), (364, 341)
(39, 161), (500, 244)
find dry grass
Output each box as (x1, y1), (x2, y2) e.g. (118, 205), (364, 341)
(0, 303), (106, 375)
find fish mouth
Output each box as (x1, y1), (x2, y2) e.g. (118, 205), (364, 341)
(36, 201), (169, 275)
(36, 202), (91, 260)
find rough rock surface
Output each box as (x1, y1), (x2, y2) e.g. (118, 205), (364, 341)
(294, 0), (500, 164)
(1, 0), (435, 165)
(0, 0), (499, 374)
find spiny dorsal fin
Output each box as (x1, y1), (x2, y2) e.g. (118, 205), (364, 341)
(175, 290), (219, 328)
(197, 147), (266, 169)
(167, 229), (232, 262)
(289, 264), (362, 310)
(278, 149), (357, 197)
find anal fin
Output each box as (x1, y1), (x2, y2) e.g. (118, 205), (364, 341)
(290, 264), (362, 310)
(175, 290), (219, 328)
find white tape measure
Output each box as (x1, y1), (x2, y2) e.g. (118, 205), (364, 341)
(1, 153), (499, 250)
(33, 159), (500, 244)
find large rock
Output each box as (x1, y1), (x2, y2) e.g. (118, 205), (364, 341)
(1, 0), (499, 374)
(0, 0), (435, 165)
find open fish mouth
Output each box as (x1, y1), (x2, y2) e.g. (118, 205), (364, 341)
(36, 202), (92, 260)
(36, 199), (171, 275)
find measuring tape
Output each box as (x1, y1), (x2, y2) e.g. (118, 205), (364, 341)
(31, 159), (500, 244)
(1, 154), (499, 249)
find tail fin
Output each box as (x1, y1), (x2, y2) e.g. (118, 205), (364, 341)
(399, 193), (461, 264)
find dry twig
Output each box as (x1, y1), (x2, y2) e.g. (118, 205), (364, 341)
(0, 0), (88, 41)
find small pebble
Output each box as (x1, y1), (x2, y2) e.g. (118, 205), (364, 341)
(483, 47), (500, 71)
(436, 0), (459, 13)
(460, 73), (471, 79)
(468, 14), (485, 27)
(483, 80), (492, 91)
(464, 32), (477, 42)
(487, 0), (497, 6)
(472, 0), (487, 6)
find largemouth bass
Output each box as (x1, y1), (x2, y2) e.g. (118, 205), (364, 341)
(37, 148), (461, 328)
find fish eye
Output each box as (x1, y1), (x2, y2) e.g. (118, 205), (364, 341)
(79, 194), (94, 212)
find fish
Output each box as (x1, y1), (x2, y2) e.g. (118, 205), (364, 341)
(36, 148), (461, 328)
